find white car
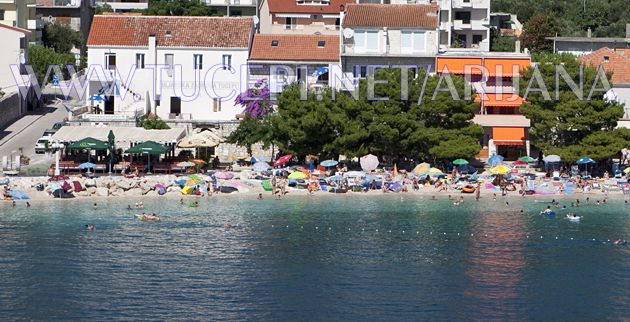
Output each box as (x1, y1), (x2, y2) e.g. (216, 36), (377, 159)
(34, 137), (50, 154)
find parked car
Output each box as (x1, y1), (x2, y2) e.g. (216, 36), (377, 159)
(42, 129), (56, 138)
(34, 137), (50, 154)
(52, 122), (67, 130)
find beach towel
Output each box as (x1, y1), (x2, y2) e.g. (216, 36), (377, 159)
(61, 181), (72, 191)
(181, 186), (193, 195)
(261, 180), (273, 191)
(11, 190), (29, 200)
(72, 181), (83, 192)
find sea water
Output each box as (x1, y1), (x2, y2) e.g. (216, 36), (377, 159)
(0, 195), (629, 321)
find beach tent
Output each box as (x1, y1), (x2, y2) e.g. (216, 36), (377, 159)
(360, 154), (379, 171)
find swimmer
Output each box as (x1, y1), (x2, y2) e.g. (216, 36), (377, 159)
(431, 196), (437, 200)
(519, 209), (524, 214)
(596, 200), (600, 205)
(603, 199), (607, 204)
(506, 201), (510, 206)
(453, 201), (460, 206)
(224, 223), (233, 229)
(26, 202), (30, 207)
(180, 199), (184, 205)
(194, 201), (199, 207)
(586, 197), (590, 203)
(138, 202), (144, 209)
(257, 193), (263, 200)
(85, 224), (95, 231)
(448, 194), (452, 200)
(93, 203), (97, 209)
(614, 239), (623, 246)
(12, 201), (16, 207)
(493, 193), (497, 201)
(127, 204), (132, 210)
(562, 205), (567, 209)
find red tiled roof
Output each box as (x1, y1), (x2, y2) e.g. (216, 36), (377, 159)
(343, 3), (439, 29)
(0, 24), (31, 35)
(580, 47), (630, 84)
(249, 34), (339, 62)
(268, 0), (354, 14)
(87, 15), (252, 48)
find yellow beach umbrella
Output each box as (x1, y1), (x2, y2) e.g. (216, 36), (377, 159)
(413, 163), (430, 174)
(490, 165), (510, 175)
(624, 167), (630, 173)
(429, 167), (443, 175)
(288, 171), (307, 179)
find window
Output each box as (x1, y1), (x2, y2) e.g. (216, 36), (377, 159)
(604, 56), (610, 62)
(472, 35), (483, 45)
(454, 11), (471, 24)
(0, 10), (5, 21)
(136, 53), (145, 69)
(222, 54), (231, 70)
(271, 40), (279, 46)
(193, 54), (203, 70)
(213, 98), (221, 112)
(105, 53), (116, 70)
(170, 97), (181, 115)
(401, 31), (426, 53)
(335, 18), (340, 30)
(353, 65), (368, 78)
(354, 30), (379, 53)
(165, 54), (174, 76)
(285, 17), (296, 30)
(317, 40), (326, 48)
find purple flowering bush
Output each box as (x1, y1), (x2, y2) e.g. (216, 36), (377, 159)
(235, 79), (272, 119)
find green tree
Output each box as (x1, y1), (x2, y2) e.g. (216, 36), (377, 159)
(490, 27), (516, 52)
(28, 44), (76, 83)
(42, 23), (82, 54)
(520, 12), (560, 53)
(144, 0), (217, 16)
(519, 53), (625, 161)
(95, 3), (113, 14)
(138, 113), (170, 129)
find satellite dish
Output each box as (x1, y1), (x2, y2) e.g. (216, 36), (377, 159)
(253, 16), (259, 25)
(343, 28), (354, 39)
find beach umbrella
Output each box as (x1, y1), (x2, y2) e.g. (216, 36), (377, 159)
(458, 164), (477, 173)
(345, 171), (365, 177)
(518, 156), (536, 163)
(79, 162), (95, 169)
(576, 157), (595, 164)
(214, 172), (234, 180)
(125, 141), (169, 155)
(191, 159), (207, 165)
(253, 155), (271, 162)
(513, 160), (527, 166)
(413, 163), (430, 175)
(252, 162), (270, 172)
(288, 171), (307, 179)
(543, 155), (561, 163)
(490, 165), (510, 175)
(429, 167), (443, 175)
(68, 137), (108, 150)
(488, 154), (504, 166)
(177, 161), (195, 167)
(624, 167), (630, 173)
(453, 159), (469, 165)
(273, 154), (293, 167)
(320, 160), (338, 167)
(360, 154), (379, 171)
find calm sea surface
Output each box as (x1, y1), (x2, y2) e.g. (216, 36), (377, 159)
(0, 195), (629, 321)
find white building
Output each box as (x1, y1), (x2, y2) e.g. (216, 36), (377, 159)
(0, 24), (29, 93)
(438, 0), (490, 51)
(340, 3), (440, 77)
(86, 15), (254, 122)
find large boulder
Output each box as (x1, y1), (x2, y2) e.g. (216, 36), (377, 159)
(87, 187), (97, 195)
(76, 190), (90, 197)
(109, 188), (124, 196)
(84, 178), (97, 187)
(116, 180), (135, 190)
(126, 188), (143, 197)
(95, 187), (109, 197)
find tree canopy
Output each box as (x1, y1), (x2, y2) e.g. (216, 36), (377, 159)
(229, 68), (483, 163)
(143, 0), (220, 16)
(42, 23), (82, 54)
(519, 53), (627, 161)
(28, 44), (76, 83)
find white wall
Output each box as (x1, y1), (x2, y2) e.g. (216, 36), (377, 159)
(87, 45), (249, 121)
(345, 28), (438, 56)
(0, 27), (26, 93)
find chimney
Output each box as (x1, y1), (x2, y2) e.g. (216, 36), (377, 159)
(515, 40), (521, 53)
(587, 27), (592, 38)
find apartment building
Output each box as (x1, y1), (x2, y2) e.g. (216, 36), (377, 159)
(340, 3), (439, 77)
(86, 15), (253, 122)
(35, 0), (94, 42)
(438, 0), (490, 51)
(258, 0), (355, 35)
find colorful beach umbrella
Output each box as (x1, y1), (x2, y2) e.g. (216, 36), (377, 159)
(429, 167), (443, 175)
(360, 154), (379, 172)
(273, 154), (293, 167)
(490, 165), (510, 175)
(213, 172), (234, 180)
(320, 160), (338, 167)
(413, 163), (430, 175)
(453, 159), (469, 165)
(518, 156), (536, 163)
(252, 162), (270, 172)
(288, 171), (307, 179)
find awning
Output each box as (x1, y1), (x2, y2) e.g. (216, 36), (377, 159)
(50, 126), (186, 145)
(476, 93), (525, 107)
(492, 127), (525, 145)
(436, 57), (483, 74)
(484, 58), (530, 77)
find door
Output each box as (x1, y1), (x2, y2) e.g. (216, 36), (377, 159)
(104, 96), (114, 114)
(170, 97), (181, 116)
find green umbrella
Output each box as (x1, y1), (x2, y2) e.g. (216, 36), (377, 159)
(125, 141), (170, 174)
(124, 141), (169, 155)
(453, 159), (469, 165)
(518, 156), (536, 163)
(68, 137), (108, 150)
(107, 130), (115, 173)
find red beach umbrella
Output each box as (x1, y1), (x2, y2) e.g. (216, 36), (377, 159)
(273, 154), (293, 167)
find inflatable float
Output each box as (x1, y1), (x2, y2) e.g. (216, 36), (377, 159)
(461, 185), (476, 193)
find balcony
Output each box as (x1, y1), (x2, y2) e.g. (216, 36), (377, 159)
(452, 0), (472, 8)
(453, 20), (471, 30)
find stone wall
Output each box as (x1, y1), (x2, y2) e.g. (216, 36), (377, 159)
(0, 91), (24, 130)
(213, 121), (276, 162)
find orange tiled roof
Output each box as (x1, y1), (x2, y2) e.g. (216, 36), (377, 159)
(343, 3), (439, 29)
(268, 0), (355, 14)
(249, 34), (339, 62)
(580, 47), (630, 85)
(87, 15), (252, 48)
(475, 93), (525, 107)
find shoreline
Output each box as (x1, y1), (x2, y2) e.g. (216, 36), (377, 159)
(2, 173), (628, 202)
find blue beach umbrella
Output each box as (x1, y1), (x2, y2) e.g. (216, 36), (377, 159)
(79, 162), (96, 169)
(321, 160), (338, 167)
(576, 157), (595, 165)
(488, 154), (504, 167)
(312, 66), (329, 77)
